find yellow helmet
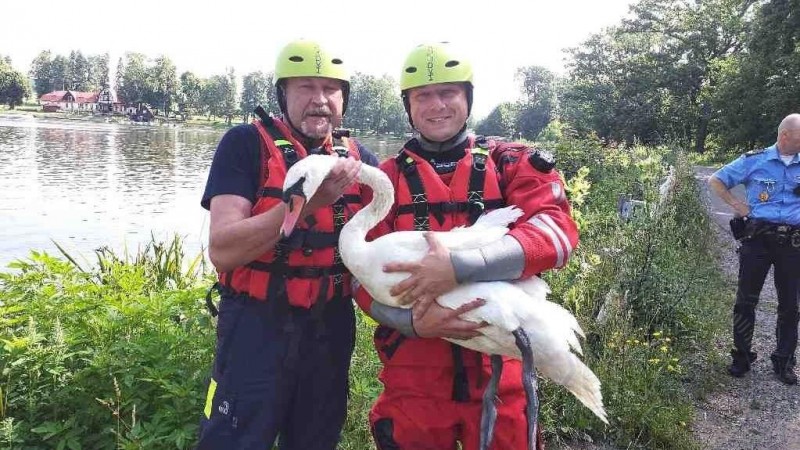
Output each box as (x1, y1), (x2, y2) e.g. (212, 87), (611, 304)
(274, 39), (349, 84)
(399, 42), (473, 91)
(399, 42), (474, 127)
(273, 39), (350, 116)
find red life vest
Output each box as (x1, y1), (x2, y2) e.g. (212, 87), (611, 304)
(218, 117), (363, 308)
(392, 136), (505, 232)
(376, 136), (507, 370)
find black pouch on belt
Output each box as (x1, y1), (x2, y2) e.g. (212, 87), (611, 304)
(730, 216), (748, 240)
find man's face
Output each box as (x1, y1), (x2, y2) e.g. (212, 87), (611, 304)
(283, 77), (344, 139)
(408, 83), (469, 142)
(780, 128), (800, 154)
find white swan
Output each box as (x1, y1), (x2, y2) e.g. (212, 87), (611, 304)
(280, 154), (608, 448)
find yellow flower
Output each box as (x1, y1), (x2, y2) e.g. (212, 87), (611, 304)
(652, 331), (662, 338)
(660, 345), (669, 353)
(648, 358), (661, 364)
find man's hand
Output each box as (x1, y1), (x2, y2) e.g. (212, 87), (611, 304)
(304, 157), (361, 215)
(412, 299), (486, 339)
(733, 200), (751, 218)
(384, 232), (457, 320)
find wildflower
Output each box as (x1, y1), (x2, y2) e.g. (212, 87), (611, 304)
(648, 358), (661, 364)
(652, 331), (662, 338)
(660, 345), (669, 353)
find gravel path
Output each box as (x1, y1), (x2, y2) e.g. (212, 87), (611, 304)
(691, 166), (800, 450)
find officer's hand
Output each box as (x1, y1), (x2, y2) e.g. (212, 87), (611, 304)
(412, 298), (486, 339)
(733, 201), (751, 218)
(305, 157), (361, 214)
(385, 232), (457, 321)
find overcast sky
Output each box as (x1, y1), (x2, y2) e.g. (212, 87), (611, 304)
(1, 0), (636, 118)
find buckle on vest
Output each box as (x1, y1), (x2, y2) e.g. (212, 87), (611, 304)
(401, 157), (417, 176)
(473, 154), (487, 172)
(332, 145), (349, 158)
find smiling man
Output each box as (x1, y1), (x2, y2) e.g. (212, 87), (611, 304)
(354, 42), (580, 450)
(196, 39), (378, 449)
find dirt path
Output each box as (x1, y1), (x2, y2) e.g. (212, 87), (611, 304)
(691, 166), (800, 450)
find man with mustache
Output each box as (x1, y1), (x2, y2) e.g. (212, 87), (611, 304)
(196, 39), (378, 449)
(354, 42), (579, 449)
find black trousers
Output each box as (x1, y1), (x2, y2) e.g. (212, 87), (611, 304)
(733, 236), (800, 363)
(196, 293), (356, 450)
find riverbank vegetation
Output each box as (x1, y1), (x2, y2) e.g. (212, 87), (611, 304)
(1, 136), (729, 449)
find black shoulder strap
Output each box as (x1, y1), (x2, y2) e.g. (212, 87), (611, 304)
(467, 139), (491, 224)
(254, 109), (299, 168)
(396, 152), (430, 231)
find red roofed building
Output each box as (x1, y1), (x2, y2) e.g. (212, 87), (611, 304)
(39, 88), (125, 114)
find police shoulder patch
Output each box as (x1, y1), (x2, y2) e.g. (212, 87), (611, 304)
(744, 148), (766, 157)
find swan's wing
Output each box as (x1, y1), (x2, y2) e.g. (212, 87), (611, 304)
(449, 206), (524, 233)
(431, 228), (509, 250)
(371, 228), (509, 253)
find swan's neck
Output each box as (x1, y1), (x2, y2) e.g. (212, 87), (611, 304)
(341, 164), (395, 244)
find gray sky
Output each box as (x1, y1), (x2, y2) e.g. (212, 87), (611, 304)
(2, 0), (636, 118)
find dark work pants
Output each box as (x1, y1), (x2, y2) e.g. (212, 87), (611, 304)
(196, 293), (356, 450)
(733, 237), (800, 364)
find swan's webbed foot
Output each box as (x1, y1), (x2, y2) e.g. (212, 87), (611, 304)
(479, 354), (504, 450)
(513, 328), (539, 450)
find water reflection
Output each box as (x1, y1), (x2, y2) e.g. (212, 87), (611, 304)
(0, 117), (402, 269)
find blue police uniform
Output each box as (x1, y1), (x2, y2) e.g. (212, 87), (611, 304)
(713, 144), (800, 377)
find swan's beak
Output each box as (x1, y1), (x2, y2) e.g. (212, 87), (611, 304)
(280, 194), (306, 238)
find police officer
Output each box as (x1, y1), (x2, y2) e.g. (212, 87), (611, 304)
(708, 113), (800, 385)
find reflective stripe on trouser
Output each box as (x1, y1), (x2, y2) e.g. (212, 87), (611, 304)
(196, 293), (355, 450)
(369, 362), (544, 450)
(734, 238), (800, 363)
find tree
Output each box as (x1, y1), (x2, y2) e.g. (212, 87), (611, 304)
(222, 68), (238, 125)
(116, 53), (151, 105)
(148, 55), (179, 115)
(69, 50), (90, 91)
(561, 0), (757, 150)
(30, 50), (54, 97)
(179, 71), (204, 118)
(0, 60), (31, 108)
(88, 53), (110, 90)
(712, 0), (800, 149)
(346, 72), (408, 134)
(515, 66), (558, 140)
(201, 69), (237, 123)
(240, 71), (269, 122)
(50, 55), (69, 92)
(475, 102), (519, 138)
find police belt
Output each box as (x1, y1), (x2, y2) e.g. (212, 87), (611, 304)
(747, 220), (800, 248)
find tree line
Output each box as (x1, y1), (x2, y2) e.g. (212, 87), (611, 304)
(2, 0), (797, 149)
(476, 0), (798, 152)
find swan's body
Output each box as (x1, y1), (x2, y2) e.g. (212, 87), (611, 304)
(281, 154), (607, 428)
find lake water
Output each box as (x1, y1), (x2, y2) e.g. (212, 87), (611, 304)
(0, 116), (400, 269)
